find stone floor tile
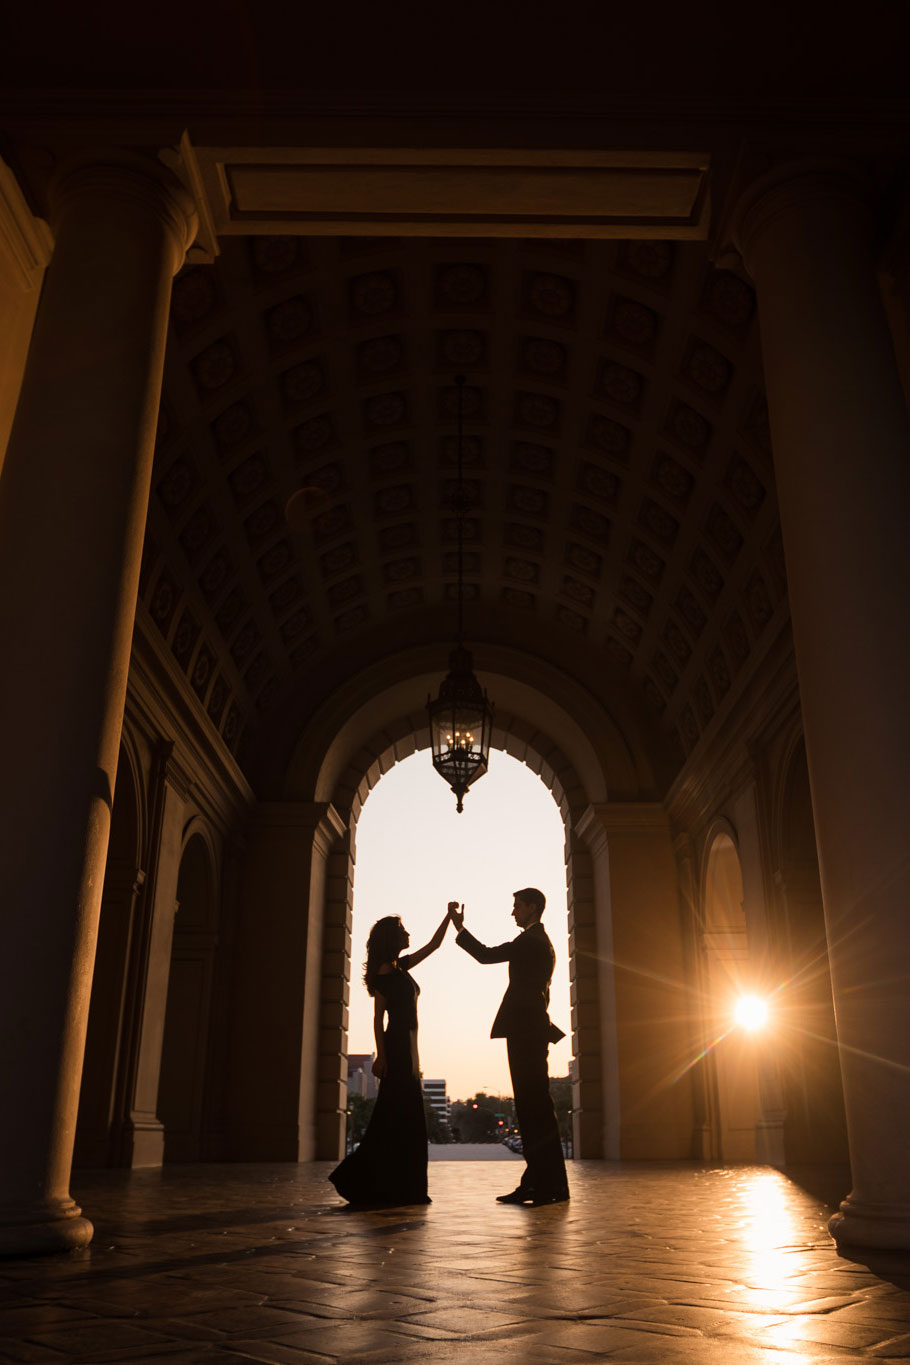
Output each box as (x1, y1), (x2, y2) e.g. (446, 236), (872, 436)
(249, 1321), (422, 1359)
(831, 1301), (910, 1328)
(871, 1339), (910, 1359)
(587, 1314), (704, 1338)
(179, 1305), (324, 1338)
(761, 1314), (895, 1349)
(23, 1320), (175, 1355)
(224, 1340), (350, 1363)
(533, 1320), (686, 1353)
(397, 1305), (529, 1334)
(0, 1345), (70, 1365)
(0, 1307), (94, 1337)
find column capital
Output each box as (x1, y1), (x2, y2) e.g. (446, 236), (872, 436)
(253, 800), (346, 851)
(155, 739), (194, 802)
(49, 151), (198, 275)
(589, 801), (670, 835)
(731, 157), (874, 274)
(0, 156), (53, 292)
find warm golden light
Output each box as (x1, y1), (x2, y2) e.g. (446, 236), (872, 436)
(734, 995), (768, 1031)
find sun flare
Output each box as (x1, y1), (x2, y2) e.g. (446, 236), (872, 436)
(734, 995), (768, 1031)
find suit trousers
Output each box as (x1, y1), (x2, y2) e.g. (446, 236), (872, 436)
(507, 1034), (568, 1196)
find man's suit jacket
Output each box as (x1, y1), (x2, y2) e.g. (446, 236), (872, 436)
(456, 922), (565, 1043)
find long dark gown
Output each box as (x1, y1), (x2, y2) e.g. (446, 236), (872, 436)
(329, 959), (429, 1205)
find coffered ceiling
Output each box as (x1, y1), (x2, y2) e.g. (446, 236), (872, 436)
(140, 229), (785, 787)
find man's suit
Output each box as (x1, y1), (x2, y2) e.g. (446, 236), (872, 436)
(457, 921), (568, 1199)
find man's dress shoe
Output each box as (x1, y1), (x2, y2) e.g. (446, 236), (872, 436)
(530, 1190), (570, 1206)
(496, 1187), (532, 1204)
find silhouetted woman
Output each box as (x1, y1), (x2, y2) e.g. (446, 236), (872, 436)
(329, 905), (453, 1205)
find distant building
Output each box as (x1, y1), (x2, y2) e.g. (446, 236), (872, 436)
(347, 1053), (377, 1100)
(422, 1079), (449, 1124)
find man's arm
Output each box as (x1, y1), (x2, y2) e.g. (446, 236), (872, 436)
(456, 926), (515, 965)
(448, 903), (515, 964)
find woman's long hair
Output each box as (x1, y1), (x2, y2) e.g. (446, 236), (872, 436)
(363, 916), (402, 996)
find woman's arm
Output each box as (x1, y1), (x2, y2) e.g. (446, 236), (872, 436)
(371, 992), (388, 1077)
(401, 905), (454, 970)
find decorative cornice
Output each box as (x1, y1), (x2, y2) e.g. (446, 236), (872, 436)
(129, 609), (255, 818)
(589, 801), (669, 834)
(3, 90), (910, 128)
(575, 804), (610, 855)
(156, 738), (194, 802)
(252, 801), (346, 854)
(158, 130), (219, 264)
(0, 156), (52, 291)
(665, 622), (798, 832)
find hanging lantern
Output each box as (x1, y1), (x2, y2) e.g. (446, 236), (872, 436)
(427, 646), (494, 812)
(426, 375), (494, 811)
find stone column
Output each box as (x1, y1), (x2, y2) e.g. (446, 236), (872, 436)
(227, 802), (345, 1161)
(315, 828), (355, 1160)
(116, 745), (189, 1168)
(673, 833), (714, 1160)
(0, 154), (196, 1254)
(586, 803), (695, 1158)
(573, 809), (614, 1158)
(735, 161), (910, 1249)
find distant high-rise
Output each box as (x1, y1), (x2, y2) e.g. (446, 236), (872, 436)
(347, 1055), (377, 1101)
(422, 1080), (449, 1126)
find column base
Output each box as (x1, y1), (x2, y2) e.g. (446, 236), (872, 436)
(829, 1195), (910, 1250)
(575, 1105), (604, 1159)
(316, 1109), (346, 1161)
(118, 1116), (165, 1169)
(0, 1197), (93, 1258)
(755, 1117), (787, 1167)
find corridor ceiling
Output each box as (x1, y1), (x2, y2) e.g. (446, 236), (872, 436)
(142, 232), (784, 783)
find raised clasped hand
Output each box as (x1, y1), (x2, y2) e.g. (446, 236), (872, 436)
(447, 900), (465, 930)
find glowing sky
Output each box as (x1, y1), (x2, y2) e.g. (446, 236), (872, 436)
(349, 749), (572, 1102)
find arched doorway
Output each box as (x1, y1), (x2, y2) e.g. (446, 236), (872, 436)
(73, 745), (143, 1168)
(157, 831), (218, 1162)
(702, 831), (762, 1161)
(316, 720), (604, 1160)
(345, 748), (573, 1133)
(776, 742), (849, 1164)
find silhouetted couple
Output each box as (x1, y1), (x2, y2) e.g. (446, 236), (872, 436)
(329, 889), (569, 1208)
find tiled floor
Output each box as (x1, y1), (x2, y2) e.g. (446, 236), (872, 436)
(3, 1160), (910, 1362)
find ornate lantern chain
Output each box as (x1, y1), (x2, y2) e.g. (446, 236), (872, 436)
(426, 375), (494, 811)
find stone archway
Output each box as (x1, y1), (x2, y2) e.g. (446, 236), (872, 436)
(314, 708), (609, 1160)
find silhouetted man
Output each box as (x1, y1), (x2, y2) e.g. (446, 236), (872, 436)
(449, 889), (569, 1205)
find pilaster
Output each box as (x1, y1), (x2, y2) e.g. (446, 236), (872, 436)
(226, 802), (345, 1161)
(580, 803), (695, 1160)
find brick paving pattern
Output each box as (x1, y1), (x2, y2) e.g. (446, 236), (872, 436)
(3, 1161), (910, 1362)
